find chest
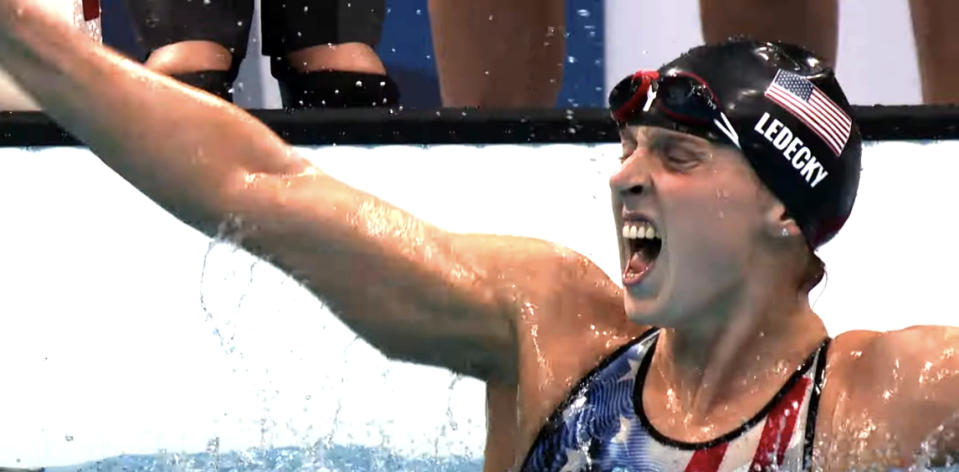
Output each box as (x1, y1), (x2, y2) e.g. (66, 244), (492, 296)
(515, 333), (826, 472)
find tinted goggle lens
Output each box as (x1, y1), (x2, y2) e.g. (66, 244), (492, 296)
(610, 71), (721, 125)
(609, 75), (639, 111)
(657, 75), (719, 123)
(609, 70), (658, 122)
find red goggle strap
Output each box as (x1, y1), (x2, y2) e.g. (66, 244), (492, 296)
(612, 70), (660, 123)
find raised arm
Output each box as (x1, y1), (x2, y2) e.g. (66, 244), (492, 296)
(0, 4), (622, 381)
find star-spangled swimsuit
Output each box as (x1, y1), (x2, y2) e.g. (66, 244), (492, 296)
(520, 328), (830, 472)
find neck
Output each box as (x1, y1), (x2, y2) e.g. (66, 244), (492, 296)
(648, 280), (826, 430)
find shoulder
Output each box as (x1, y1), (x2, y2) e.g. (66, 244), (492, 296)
(818, 326), (959, 461)
(828, 326), (959, 379)
(848, 326), (959, 377)
(827, 326), (959, 399)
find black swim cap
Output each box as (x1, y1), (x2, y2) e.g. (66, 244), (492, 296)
(609, 39), (861, 248)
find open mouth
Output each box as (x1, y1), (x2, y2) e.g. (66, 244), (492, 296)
(622, 220), (662, 287)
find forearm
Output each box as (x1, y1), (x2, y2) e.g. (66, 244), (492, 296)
(0, 5), (308, 225)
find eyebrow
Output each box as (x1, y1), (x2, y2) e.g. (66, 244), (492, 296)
(644, 129), (708, 150)
(620, 126), (712, 153)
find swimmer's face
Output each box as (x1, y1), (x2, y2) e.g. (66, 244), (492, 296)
(610, 126), (782, 327)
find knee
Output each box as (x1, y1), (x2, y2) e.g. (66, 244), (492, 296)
(144, 40), (235, 76)
(145, 41), (239, 102)
(274, 43), (398, 109)
(284, 43), (386, 75)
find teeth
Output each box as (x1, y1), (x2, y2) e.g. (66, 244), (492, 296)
(621, 221), (661, 240)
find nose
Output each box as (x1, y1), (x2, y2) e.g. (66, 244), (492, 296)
(609, 157), (648, 199)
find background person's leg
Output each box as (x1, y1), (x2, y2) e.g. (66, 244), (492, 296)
(122, 0), (254, 101)
(909, 0), (959, 104)
(428, 0), (566, 108)
(262, 0), (398, 109)
(699, 0), (838, 67)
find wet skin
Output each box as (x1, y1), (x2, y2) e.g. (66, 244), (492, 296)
(2, 4), (959, 470)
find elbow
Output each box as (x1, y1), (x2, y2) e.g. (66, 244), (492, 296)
(170, 168), (268, 238)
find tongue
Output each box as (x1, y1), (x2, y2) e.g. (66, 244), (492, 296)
(627, 251), (651, 275)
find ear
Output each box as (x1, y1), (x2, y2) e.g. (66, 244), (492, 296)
(764, 201), (802, 241)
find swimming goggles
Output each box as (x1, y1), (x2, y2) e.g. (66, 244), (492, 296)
(609, 70), (741, 149)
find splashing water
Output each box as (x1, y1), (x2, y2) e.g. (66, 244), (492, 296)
(168, 216), (486, 471)
(44, 445), (483, 472)
(909, 410), (959, 471)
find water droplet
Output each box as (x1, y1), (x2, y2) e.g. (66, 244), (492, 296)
(577, 9), (590, 17)
(488, 14), (494, 21)
(567, 56), (577, 64)
(206, 437), (219, 452)
(354, 80), (363, 87)
(415, 8), (422, 15)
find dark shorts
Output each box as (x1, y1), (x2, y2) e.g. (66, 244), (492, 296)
(123, 0), (385, 60)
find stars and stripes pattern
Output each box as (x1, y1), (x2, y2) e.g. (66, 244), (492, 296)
(521, 329), (826, 472)
(764, 70), (852, 156)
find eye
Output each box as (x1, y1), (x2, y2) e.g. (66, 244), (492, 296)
(663, 143), (703, 169)
(666, 147), (693, 162)
(619, 144), (637, 163)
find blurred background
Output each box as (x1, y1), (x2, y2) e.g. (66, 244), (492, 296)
(94, 0), (946, 111)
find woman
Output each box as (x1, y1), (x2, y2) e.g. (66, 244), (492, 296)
(0, 3), (957, 469)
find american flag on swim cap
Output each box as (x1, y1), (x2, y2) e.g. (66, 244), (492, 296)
(764, 70), (852, 156)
